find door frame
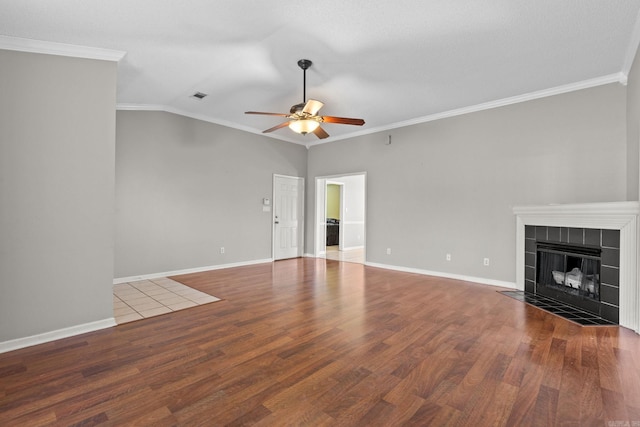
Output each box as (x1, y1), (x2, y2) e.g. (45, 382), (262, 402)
(272, 174), (305, 260)
(314, 172), (366, 258)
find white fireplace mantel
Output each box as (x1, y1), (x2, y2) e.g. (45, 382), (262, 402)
(513, 201), (640, 333)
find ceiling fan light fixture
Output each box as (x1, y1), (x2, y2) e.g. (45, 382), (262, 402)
(288, 119), (319, 135)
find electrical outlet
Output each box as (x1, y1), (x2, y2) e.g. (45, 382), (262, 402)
(446, 253), (451, 261)
(220, 247), (225, 254)
(483, 258), (490, 266)
(386, 248), (392, 255)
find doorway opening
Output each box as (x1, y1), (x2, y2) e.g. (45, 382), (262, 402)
(314, 172), (366, 264)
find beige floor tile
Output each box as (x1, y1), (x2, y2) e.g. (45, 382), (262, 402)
(114, 288), (146, 297)
(153, 295), (189, 305)
(194, 295), (221, 304)
(175, 289), (205, 298)
(133, 283), (164, 292)
(129, 300), (164, 311)
(144, 288), (172, 297)
(324, 247), (365, 264)
(166, 300), (198, 310)
(116, 313), (144, 324)
(114, 306), (137, 316)
(114, 301), (129, 309)
(160, 284), (187, 292)
(128, 279), (153, 287)
(125, 293), (155, 301)
(151, 278), (178, 285)
(138, 307), (172, 318)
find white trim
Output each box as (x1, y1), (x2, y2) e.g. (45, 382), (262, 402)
(114, 258), (273, 284)
(0, 318), (116, 354)
(314, 172), (367, 258)
(305, 73), (626, 147)
(622, 6), (640, 81)
(365, 261), (516, 289)
(315, 178), (327, 256)
(117, 104), (304, 145)
(0, 35), (126, 62)
(513, 201), (639, 333)
(119, 73), (625, 149)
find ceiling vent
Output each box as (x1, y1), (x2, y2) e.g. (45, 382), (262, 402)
(191, 92), (208, 100)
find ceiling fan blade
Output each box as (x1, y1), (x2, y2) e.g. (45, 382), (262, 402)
(313, 126), (330, 139)
(262, 121), (291, 133)
(245, 111), (290, 117)
(321, 116), (365, 126)
(302, 99), (324, 116)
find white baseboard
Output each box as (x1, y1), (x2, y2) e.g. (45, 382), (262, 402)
(364, 261), (516, 289)
(114, 258), (273, 284)
(0, 318), (116, 354)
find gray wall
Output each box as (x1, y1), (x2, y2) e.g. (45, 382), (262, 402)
(114, 111), (307, 278)
(306, 83), (627, 283)
(628, 43), (640, 201)
(0, 50), (117, 342)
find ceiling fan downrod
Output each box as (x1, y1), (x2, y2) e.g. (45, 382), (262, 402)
(297, 59), (312, 103)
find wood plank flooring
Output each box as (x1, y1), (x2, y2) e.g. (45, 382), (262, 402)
(1, 258), (640, 426)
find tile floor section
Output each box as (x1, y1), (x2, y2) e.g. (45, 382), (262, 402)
(114, 277), (220, 324)
(324, 246), (365, 264)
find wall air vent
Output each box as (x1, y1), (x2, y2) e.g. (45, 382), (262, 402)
(191, 92), (208, 100)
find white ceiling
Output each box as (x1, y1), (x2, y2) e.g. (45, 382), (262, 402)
(2, 0), (640, 146)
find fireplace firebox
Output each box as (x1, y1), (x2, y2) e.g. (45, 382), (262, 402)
(536, 241), (601, 315)
(523, 225), (620, 324)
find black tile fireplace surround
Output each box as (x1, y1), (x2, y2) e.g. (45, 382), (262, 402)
(524, 225), (620, 324)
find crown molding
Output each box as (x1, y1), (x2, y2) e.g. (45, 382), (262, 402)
(622, 6), (640, 81)
(116, 103), (305, 145)
(119, 72), (625, 149)
(306, 73), (627, 148)
(0, 35), (126, 62)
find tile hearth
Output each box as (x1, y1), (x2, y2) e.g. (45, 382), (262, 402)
(501, 290), (617, 326)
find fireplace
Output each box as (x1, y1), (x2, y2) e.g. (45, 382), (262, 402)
(527, 229), (618, 323)
(514, 202), (639, 333)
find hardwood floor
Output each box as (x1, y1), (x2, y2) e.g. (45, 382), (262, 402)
(1, 258), (640, 426)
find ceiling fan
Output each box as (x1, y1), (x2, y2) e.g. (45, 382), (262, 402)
(245, 59), (365, 139)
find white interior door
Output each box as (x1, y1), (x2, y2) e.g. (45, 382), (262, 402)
(273, 175), (304, 260)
